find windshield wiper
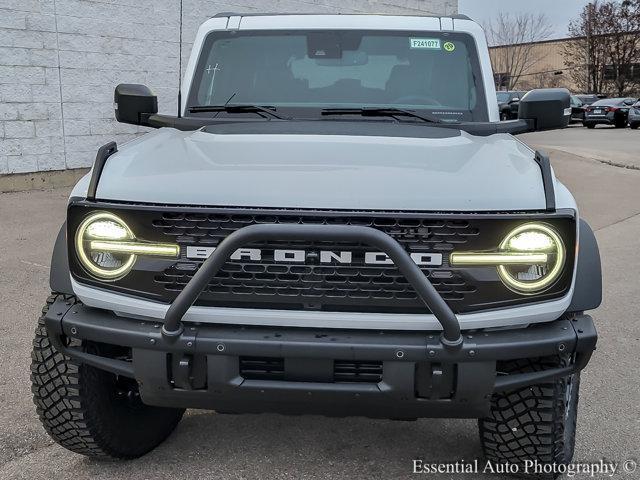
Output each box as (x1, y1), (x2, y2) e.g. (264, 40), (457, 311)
(321, 107), (444, 124)
(188, 104), (290, 120)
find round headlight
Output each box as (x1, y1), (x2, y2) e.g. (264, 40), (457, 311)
(497, 223), (565, 294)
(75, 212), (137, 280)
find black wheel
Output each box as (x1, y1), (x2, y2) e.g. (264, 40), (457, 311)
(31, 293), (185, 458)
(584, 123), (595, 129)
(630, 122), (639, 130)
(479, 356), (580, 480)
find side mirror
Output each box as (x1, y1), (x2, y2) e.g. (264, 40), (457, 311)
(518, 88), (571, 131)
(114, 84), (158, 126)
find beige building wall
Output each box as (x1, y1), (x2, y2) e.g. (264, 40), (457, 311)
(489, 38), (584, 92)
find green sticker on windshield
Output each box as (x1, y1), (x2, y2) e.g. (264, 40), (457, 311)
(409, 38), (441, 49)
(443, 41), (456, 52)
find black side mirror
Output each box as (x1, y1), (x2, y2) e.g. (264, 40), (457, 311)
(114, 84), (158, 126)
(518, 88), (571, 131)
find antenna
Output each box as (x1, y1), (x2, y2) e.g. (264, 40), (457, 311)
(177, 0), (183, 117)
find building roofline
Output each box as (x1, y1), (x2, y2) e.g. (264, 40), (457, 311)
(489, 30), (640, 49)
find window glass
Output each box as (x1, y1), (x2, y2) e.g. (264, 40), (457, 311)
(189, 30), (487, 122)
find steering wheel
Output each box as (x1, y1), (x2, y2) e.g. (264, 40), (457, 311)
(392, 95), (441, 106)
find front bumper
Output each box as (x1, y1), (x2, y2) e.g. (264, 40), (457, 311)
(45, 297), (597, 419)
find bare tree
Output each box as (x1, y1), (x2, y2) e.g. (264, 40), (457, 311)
(600, 0), (640, 95)
(485, 13), (554, 90)
(563, 0), (640, 95)
(525, 71), (565, 90)
(562, 1), (608, 93)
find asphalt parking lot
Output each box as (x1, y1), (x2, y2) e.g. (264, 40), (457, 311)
(1, 127), (639, 479)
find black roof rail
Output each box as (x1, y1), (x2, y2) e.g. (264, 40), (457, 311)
(211, 12), (464, 19)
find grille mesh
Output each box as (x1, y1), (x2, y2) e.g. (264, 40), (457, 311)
(151, 212), (479, 312)
(334, 360), (383, 383)
(239, 357), (284, 381)
(151, 212), (480, 248)
(239, 357), (383, 383)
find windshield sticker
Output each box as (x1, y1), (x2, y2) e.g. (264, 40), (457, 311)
(443, 41), (456, 52)
(409, 38), (441, 50)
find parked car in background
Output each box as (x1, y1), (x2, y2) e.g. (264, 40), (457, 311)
(583, 97), (637, 128)
(570, 95), (586, 122)
(576, 94), (606, 106)
(496, 90), (527, 120)
(628, 100), (640, 129)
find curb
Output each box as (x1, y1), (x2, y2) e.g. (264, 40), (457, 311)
(0, 169), (89, 194)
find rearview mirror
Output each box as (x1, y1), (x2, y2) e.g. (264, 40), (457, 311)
(518, 88), (571, 131)
(114, 84), (158, 126)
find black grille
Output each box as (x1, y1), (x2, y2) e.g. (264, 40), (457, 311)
(151, 212), (479, 313)
(67, 203), (577, 314)
(334, 360), (383, 383)
(239, 357), (284, 380)
(151, 212), (479, 248)
(239, 357), (383, 383)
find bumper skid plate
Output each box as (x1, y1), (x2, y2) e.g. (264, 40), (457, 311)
(45, 297), (596, 419)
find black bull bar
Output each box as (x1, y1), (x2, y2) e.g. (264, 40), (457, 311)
(161, 224), (464, 349)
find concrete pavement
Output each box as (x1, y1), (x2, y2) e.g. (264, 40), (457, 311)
(0, 133), (639, 479)
(521, 125), (640, 170)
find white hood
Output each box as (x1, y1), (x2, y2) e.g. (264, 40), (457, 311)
(83, 127), (548, 212)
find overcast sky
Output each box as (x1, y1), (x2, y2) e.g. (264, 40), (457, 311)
(458, 0), (593, 40)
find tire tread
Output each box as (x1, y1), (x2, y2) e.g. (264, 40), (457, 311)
(479, 356), (579, 479)
(31, 293), (109, 457)
(31, 293), (184, 458)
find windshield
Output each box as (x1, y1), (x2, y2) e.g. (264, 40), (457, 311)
(187, 30), (488, 122)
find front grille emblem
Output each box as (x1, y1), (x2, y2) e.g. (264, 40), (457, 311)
(185, 246), (443, 267)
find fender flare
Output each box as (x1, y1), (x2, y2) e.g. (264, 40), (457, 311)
(50, 222), (73, 295)
(567, 219), (602, 313)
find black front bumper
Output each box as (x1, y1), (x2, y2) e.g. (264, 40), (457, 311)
(45, 297), (597, 419)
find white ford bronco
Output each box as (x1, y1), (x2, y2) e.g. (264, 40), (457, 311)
(33, 13), (600, 478)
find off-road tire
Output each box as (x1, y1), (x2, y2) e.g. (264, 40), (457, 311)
(478, 356), (580, 480)
(31, 293), (185, 458)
